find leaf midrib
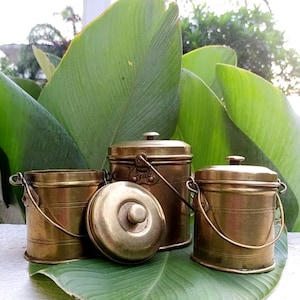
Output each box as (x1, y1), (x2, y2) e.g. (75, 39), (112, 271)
(142, 252), (169, 299)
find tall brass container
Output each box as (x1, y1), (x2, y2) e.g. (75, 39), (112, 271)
(190, 156), (285, 273)
(10, 169), (105, 264)
(108, 132), (192, 250)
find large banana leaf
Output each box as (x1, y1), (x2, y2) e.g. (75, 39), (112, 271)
(173, 69), (233, 169)
(38, 0), (182, 169)
(30, 226), (287, 299)
(0, 72), (87, 220)
(173, 46), (236, 169)
(216, 64), (300, 231)
(173, 46), (254, 170)
(181, 45), (237, 98)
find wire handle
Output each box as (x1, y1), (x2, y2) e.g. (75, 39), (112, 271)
(10, 172), (85, 238)
(186, 177), (285, 249)
(136, 154), (194, 210)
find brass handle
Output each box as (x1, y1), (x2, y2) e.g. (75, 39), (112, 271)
(187, 177), (285, 250)
(10, 172), (85, 238)
(137, 154), (194, 210)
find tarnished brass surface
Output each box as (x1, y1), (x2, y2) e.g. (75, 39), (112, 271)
(108, 132), (192, 249)
(20, 169), (105, 264)
(86, 181), (166, 264)
(192, 157), (283, 273)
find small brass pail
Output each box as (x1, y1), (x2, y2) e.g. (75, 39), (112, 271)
(188, 156), (285, 274)
(10, 169), (106, 264)
(108, 132), (192, 250)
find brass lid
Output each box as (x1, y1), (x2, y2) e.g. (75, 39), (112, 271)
(195, 156), (279, 185)
(24, 169), (105, 187)
(108, 132), (191, 160)
(86, 181), (166, 264)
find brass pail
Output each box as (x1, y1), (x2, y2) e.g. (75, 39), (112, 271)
(9, 169), (106, 264)
(188, 156), (285, 274)
(108, 132), (192, 250)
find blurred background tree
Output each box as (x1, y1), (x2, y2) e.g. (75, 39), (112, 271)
(1, 2), (299, 96)
(0, 6), (81, 84)
(0, 55), (18, 77)
(179, 1), (300, 96)
(16, 24), (69, 81)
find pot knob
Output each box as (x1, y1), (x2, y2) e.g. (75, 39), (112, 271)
(127, 203), (147, 224)
(226, 155), (245, 165)
(142, 132), (160, 140)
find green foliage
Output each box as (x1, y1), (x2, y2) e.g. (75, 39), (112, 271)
(0, 72), (87, 217)
(38, 0), (182, 169)
(29, 227), (287, 299)
(0, 0), (295, 297)
(56, 6), (81, 36)
(16, 31), (68, 81)
(10, 77), (42, 99)
(217, 64), (300, 230)
(0, 55), (18, 77)
(32, 45), (56, 80)
(181, 4), (300, 96)
(0, 0), (298, 229)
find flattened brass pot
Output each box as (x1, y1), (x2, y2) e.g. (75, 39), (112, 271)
(9, 169), (106, 264)
(86, 181), (166, 264)
(108, 132), (192, 250)
(189, 156), (286, 274)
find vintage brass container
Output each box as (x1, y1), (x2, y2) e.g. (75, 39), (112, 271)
(86, 181), (166, 264)
(190, 156), (285, 274)
(9, 169), (105, 264)
(108, 132), (192, 250)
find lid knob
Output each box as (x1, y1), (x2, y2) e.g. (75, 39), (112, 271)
(226, 155), (245, 165)
(142, 132), (160, 140)
(127, 203), (147, 224)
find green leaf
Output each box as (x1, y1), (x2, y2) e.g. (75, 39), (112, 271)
(173, 69), (233, 170)
(45, 53), (61, 68)
(32, 45), (56, 80)
(173, 46), (239, 170)
(216, 64), (300, 231)
(38, 0), (182, 169)
(30, 226), (287, 299)
(0, 72), (87, 171)
(10, 77), (41, 99)
(0, 72), (87, 218)
(182, 45), (237, 98)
